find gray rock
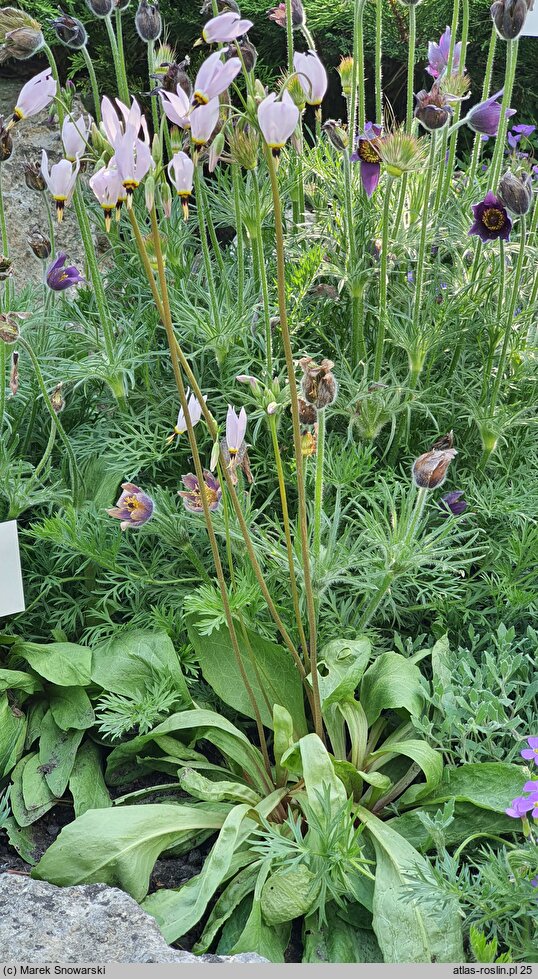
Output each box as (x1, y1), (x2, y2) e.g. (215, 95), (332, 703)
(0, 875), (268, 964)
(0, 79), (90, 287)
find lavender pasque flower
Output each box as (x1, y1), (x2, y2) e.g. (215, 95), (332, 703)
(46, 253), (84, 291)
(426, 27), (462, 79)
(179, 470), (222, 513)
(440, 490), (467, 516)
(107, 482), (154, 530)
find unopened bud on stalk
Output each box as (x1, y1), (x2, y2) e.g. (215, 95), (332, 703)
(414, 86), (452, 132)
(337, 56), (354, 98)
(299, 357), (338, 409)
(153, 56), (192, 99)
(412, 433), (457, 489)
(490, 0), (533, 39)
(498, 169), (533, 215)
(0, 10), (44, 63)
(301, 431), (316, 456)
(0, 119), (13, 160)
(322, 119), (348, 152)
(50, 382), (65, 414)
(28, 230), (52, 259)
(160, 180), (172, 218)
(10, 351), (19, 396)
(50, 9), (88, 48)
(135, 0), (162, 42)
(225, 35), (257, 72)
(208, 131), (225, 172)
(145, 173), (155, 212)
(286, 74), (307, 112)
(151, 132), (162, 166)
(85, 0), (114, 18)
(24, 160), (46, 192)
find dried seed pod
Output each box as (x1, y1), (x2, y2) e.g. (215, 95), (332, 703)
(298, 397), (317, 426)
(299, 356), (338, 409)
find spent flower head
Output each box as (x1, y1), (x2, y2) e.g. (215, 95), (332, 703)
(179, 471), (221, 513)
(50, 9), (88, 48)
(376, 127), (427, 178)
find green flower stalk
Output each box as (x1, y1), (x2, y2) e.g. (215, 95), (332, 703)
(468, 25), (497, 186)
(375, 0), (383, 123)
(441, 0), (470, 203)
(374, 175), (394, 382)
(490, 38), (519, 190)
(488, 214), (527, 424)
(349, 0), (366, 144)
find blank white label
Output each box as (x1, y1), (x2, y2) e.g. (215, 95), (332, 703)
(0, 521), (25, 617)
(521, 7), (538, 35)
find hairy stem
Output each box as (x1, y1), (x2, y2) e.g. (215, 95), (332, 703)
(373, 176), (394, 381)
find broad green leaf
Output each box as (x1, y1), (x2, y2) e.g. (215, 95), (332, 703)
(229, 895), (290, 962)
(91, 629), (191, 704)
(358, 806), (464, 962)
(49, 686), (95, 732)
(24, 701), (47, 749)
(187, 619), (307, 737)
(15, 641), (91, 687)
(299, 734), (347, 816)
(179, 769), (261, 806)
(360, 653), (425, 725)
(68, 740), (111, 817)
(430, 634), (452, 690)
(3, 816), (41, 865)
(105, 709), (269, 794)
(0, 669), (42, 695)
(38, 711), (84, 796)
(0, 692), (26, 778)
(369, 739), (443, 806)
(317, 637), (371, 709)
(261, 865), (320, 925)
(389, 803), (517, 851)
(194, 864), (260, 954)
(11, 753), (56, 826)
(32, 804), (227, 901)
(273, 704), (294, 783)
(302, 909), (383, 963)
(142, 803), (253, 942)
(410, 762), (524, 813)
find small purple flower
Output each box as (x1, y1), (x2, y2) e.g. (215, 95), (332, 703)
(46, 253), (84, 291)
(505, 795), (538, 819)
(107, 482), (154, 530)
(226, 405), (247, 457)
(179, 470), (221, 513)
(507, 123), (535, 149)
(351, 122), (382, 197)
(440, 490), (467, 516)
(531, 877), (538, 888)
(426, 27), (462, 80)
(523, 781), (538, 797)
(521, 736), (538, 764)
(407, 270), (414, 283)
(469, 191), (512, 243)
(464, 89), (516, 138)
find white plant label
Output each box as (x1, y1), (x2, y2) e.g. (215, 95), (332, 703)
(0, 521), (25, 617)
(521, 6), (538, 35)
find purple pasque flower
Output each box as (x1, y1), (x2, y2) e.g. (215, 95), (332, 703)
(46, 253), (84, 291)
(10, 67), (56, 125)
(166, 388), (205, 444)
(193, 50), (242, 105)
(179, 470), (222, 513)
(521, 736), (538, 764)
(440, 490), (467, 516)
(202, 11), (253, 43)
(351, 122), (383, 197)
(190, 98), (220, 146)
(293, 49), (328, 106)
(40, 150), (79, 221)
(426, 27), (462, 80)
(107, 482), (154, 530)
(507, 123), (536, 149)
(469, 191), (512, 243)
(158, 86), (190, 128)
(258, 91), (299, 151)
(464, 89), (516, 138)
(226, 405), (247, 456)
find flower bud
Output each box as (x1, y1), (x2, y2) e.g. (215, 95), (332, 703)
(144, 173), (155, 212)
(151, 132), (162, 166)
(28, 230), (52, 259)
(412, 444), (457, 489)
(0, 10), (44, 63)
(135, 0), (162, 42)
(299, 357), (338, 409)
(85, 0), (114, 17)
(490, 0), (532, 39)
(50, 382), (65, 414)
(236, 36), (257, 73)
(414, 87), (452, 132)
(209, 131), (225, 172)
(322, 119), (348, 152)
(268, 0), (305, 29)
(0, 120), (13, 161)
(160, 180), (172, 219)
(154, 57), (192, 99)
(10, 351), (19, 396)
(301, 431), (316, 456)
(24, 160), (46, 192)
(337, 57), (354, 97)
(498, 169), (533, 215)
(50, 9), (88, 48)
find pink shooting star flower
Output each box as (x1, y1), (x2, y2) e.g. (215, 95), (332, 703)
(293, 50), (328, 107)
(202, 11), (253, 43)
(40, 150), (79, 221)
(107, 482), (154, 530)
(193, 50), (242, 104)
(190, 98), (220, 146)
(89, 165), (125, 230)
(167, 151), (195, 220)
(258, 91), (299, 153)
(226, 405), (247, 457)
(61, 114), (91, 162)
(166, 388), (206, 444)
(158, 86), (190, 128)
(101, 95), (150, 150)
(179, 470), (222, 513)
(113, 134), (154, 206)
(8, 67), (57, 127)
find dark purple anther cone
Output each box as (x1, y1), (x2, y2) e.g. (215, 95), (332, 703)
(468, 191), (512, 243)
(46, 253), (85, 291)
(439, 490), (467, 516)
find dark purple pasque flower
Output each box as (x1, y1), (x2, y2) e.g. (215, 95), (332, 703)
(414, 84), (452, 132)
(351, 122), (383, 197)
(521, 736), (538, 764)
(440, 490), (467, 516)
(507, 123), (536, 149)
(179, 470), (221, 513)
(46, 253), (84, 291)
(464, 89), (516, 137)
(426, 26), (462, 79)
(107, 482), (154, 530)
(469, 191), (512, 243)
